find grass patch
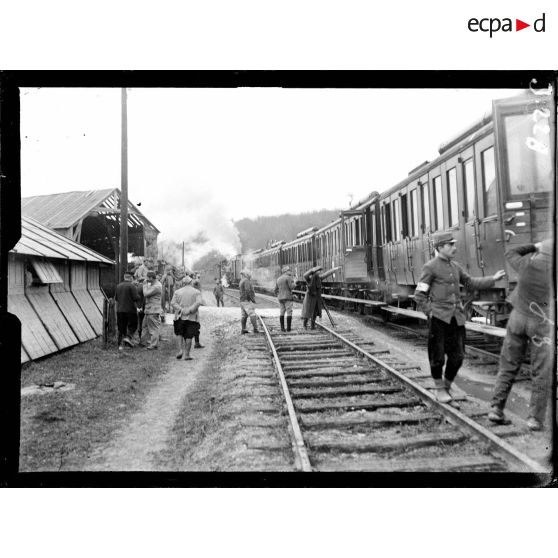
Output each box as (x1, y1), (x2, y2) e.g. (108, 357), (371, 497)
(20, 327), (177, 471)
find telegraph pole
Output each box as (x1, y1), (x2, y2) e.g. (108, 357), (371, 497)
(119, 87), (129, 281)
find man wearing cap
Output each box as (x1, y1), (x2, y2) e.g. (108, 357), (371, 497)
(114, 272), (140, 350)
(239, 269), (259, 334)
(301, 265), (342, 329)
(171, 275), (203, 360)
(140, 270), (163, 349)
(275, 265), (296, 332)
(414, 232), (506, 403)
(488, 239), (555, 431)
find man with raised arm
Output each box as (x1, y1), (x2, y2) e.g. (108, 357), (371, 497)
(414, 232), (506, 404)
(488, 239), (554, 431)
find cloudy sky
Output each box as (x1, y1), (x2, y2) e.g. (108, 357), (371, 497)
(20, 87), (520, 262)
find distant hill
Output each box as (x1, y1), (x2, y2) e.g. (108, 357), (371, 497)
(235, 208), (340, 253)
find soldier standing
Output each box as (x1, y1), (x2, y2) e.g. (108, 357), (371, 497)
(213, 279), (225, 307)
(275, 265), (295, 332)
(414, 232), (505, 403)
(239, 269), (259, 334)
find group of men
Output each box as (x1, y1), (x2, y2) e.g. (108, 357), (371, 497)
(114, 258), (206, 358)
(414, 231), (554, 432)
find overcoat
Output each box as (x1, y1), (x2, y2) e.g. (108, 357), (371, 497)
(301, 273), (322, 319)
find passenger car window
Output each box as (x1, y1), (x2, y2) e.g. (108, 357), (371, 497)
(447, 168), (458, 227)
(504, 113), (552, 194)
(482, 146), (497, 216)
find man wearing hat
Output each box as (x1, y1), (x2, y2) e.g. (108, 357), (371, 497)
(140, 270), (163, 349)
(239, 269), (259, 334)
(488, 239), (555, 431)
(414, 232), (506, 403)
(275, 265), (296, 332)
(171, 274), (203, 360)
(301, 264), (342, 329)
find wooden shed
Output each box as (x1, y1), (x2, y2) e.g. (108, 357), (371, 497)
(21, 188), (160, 293)
(9, 216), (114, 363)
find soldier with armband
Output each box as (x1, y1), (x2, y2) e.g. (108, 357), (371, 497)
(414, 232), (505, 404)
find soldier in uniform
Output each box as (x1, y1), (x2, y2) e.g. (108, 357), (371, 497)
(213, 279), (225, 307)
(239, 269), (259, 334)
(414, 232), (506, 403)
(488, 239), (554, 431)
(274, 265), (295, 332)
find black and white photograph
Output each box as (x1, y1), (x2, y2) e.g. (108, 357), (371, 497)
(2, 76), (554, 480)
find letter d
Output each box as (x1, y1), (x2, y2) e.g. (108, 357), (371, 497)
(534, 13), (545, 32)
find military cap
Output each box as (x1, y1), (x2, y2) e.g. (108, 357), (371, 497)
(432, 232), (457, 246)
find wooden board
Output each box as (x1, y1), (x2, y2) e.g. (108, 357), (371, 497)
(8, 294), (58, 360)
(89, 289), (105, 314)
(464, 321), (507, 338)
(51, 291), (96, 342)
(73, 289), (103, 335)
(26, 290), (79, 350)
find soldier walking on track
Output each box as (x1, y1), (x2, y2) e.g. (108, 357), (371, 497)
(414, 232), (506, 404)
(239, 269), (259, 334)
(115, 272), (140, 350)
(213, 279), (225, 307)
(171, 274), (203, 361)
(488, 239), (555, 431)
(275, 265), (295, 332)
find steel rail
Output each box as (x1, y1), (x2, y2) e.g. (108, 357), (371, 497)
(255, 312), (313, 472)
(317, 321), (550, 475)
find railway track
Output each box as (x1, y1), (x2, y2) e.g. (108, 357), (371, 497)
(225, 288), (551, 473)
(254, 315), (550, 473)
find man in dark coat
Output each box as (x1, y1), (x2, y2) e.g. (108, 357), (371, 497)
(274, 265), (295, 331)
(414, 231), (506, 403)
(115, 272), (140, 349)
(301, 265), (341, 329)
(213, 279), (225, 307)
(488, 239), (554, 431)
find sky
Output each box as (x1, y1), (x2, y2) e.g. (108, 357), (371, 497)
(20, 87), (521, 264)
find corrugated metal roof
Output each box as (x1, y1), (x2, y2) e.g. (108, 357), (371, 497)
(11, 216), (115, 264)
(21, 188), (160, 233)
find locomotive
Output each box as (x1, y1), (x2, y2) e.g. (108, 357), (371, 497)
(227, 91), (555, 325)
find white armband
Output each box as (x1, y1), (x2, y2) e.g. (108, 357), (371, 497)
(416, 281), (430, 293)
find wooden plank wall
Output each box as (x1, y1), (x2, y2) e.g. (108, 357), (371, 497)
(8, 294), (58, 360)
(51, 261), (96, 343)
(71, 263), (103, 335)
(87, 263), (106, 313)
(26, 285), (79, 350)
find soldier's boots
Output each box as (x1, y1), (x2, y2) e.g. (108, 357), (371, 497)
(286, 316), (292, 332)
(241, 317), (249, 334)
(250, 315), (260, 333)
(433, 378), (452, 403)
(280, 316), (286, 332)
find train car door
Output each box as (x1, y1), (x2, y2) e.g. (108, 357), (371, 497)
(460, 146), (485, 275)
(442, 153), (467, 266)
(474, 133), (506, 277)
(492, 93), (554, 284)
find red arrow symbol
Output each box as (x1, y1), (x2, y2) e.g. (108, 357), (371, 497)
(516, 19), (530, 31)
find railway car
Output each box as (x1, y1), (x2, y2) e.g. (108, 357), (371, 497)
(229, 91), (555, 325)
